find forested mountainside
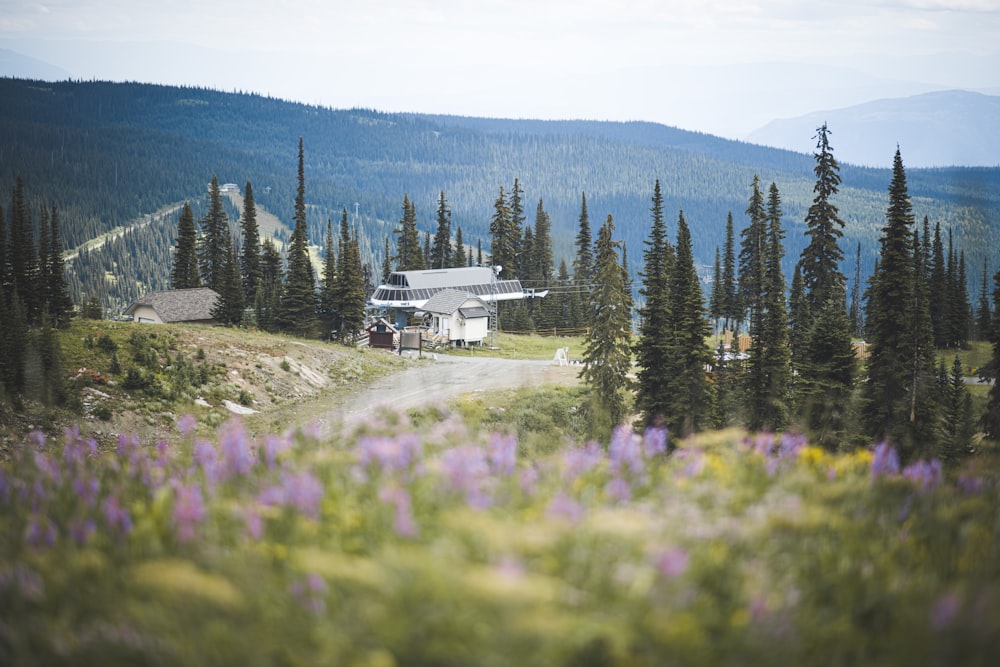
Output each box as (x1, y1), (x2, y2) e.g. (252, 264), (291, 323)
(2, 78), (998, 315)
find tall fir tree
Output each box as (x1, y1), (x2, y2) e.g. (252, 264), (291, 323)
(663, 211), (714, 436)
(720, 212), (739, 333)
(940, 355), (974, 462)
(171, 202), (201, 290)
(798, 123), (846, 321)
(423, 231), (432, 268)
(199, 175), (229, 291)
(849, 242), (864, 337)
(929, 220), (948, 347)
(798, 296), (857, 449)
(381, 235), (393, 282)
(862, 149), (937, 458)
(738, 175), (767, 328)
(976, 257), (992, 341)
(430, 190), (452, 270)
(240, 180), (262, 305)
(579, 215), (633, 438)
(709, 246), (723, 328)
(319, 217), (338, 339)
(508, 178), (525, 276)
(981, 261), (1000, 439)
(44, 204), (73, 327)
(488, 186), (515, 278)
(571, 193), (595, 328)
(394, 194), (425, 271)
(278, 138), (319, 337)
(7, 177), (39, 323)
(212, 238), (245, 326)
(335, 209), (367, 342)
(453, 226), (465, 270)
(255, 239), (283, 332)
(635, 179), (674, 428)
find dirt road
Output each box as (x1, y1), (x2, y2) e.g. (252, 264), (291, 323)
(310, 355), (580, 436)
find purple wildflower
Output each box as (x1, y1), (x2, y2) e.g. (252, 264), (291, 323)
(546, 492), (584, 523)
(69, 518), (97, 546)
(440, 445), (491, 509)
(609, 426), (644, 476)
(281, 470), (324, 520)
(32, 451), (61, 484)
(289, 573), (328, 614)
(488, 433), (518, 477)
(102, 495), (133, 536)
(193, 439), (217, 470)
(172, 483), (206, 543)
(177, 414), (197, 437)
(262, 434), (290, 470)
(871, 442), (900, 480)
(902, 459), (943, 493)
(356, 433), (423, 477)
(605, 475), (632, 503)
(643, 425), (668, 458)
(751, 432), (776, 457)
(218, 419), (255, 479)
(562, 442), (603, 481)
(519, 465), (540, 496)
(117, 433), (140, 460)
(957, 473), (983, 496)
(25, 515), (58, 549)
(930, 592), (961, 630)
(656, 546), (689, 578)
(673, 448), (705, 478)
(28, 430), (47, 449)
(243, 506), (264, 540)
(779, 432), (807, 459)
(379, 484), (419, 537)
(73, 476), (101, 507)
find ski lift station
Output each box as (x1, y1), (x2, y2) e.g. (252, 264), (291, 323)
(369, 266), (526, 331)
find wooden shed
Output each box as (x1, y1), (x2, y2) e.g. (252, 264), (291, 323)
(366, 318), (398, 350)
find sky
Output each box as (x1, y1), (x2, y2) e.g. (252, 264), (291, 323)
(2, 0), (999, 139)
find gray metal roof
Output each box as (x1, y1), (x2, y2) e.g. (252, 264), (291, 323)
(458, 306), (490, 319)
(422, 289), (487, 315)
(125, 288), (219, 323)
(393, 266), (496, 289)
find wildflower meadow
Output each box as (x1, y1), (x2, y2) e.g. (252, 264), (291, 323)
(1, 410), (998, 666)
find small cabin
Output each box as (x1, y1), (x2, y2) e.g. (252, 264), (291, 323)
(421, 289), (491, 346)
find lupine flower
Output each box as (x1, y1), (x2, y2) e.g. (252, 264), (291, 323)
(519, 465), (540, 496)
(193, 440), (217, 474)
(25, 515), (58, 549)
(488, 433), (518, 477)
(609, 426), (643, 476)
(562, 442), (603, 481)
(546, 492), (584, 523)
(656, 546), (689, 577)
(902, 459), (943, 492)
(643, 425), (668, 458)
(69, 518), (97, 546)
(73, 476), (101, 507)
(957, 473), (983, 496)
(173, 483), (206, 543)
(356, 433), (423, 477)
(289, 573), (328, 614)
(117, 433), (141, 460)
(605, 475), (632, 503)
(28, 430), (47, 449)
(219, 419), (255, 479)
(32, 451), (61, 484)
(262, 434), (290, 470)
(177, 414), (197, 437)
(673, 449), (705, 478)
(102, 495), (133, 536)
(379, 484), (419, 537)
(870, 442), (900, 479)
(930, 592), (961, 630)
(281, 470), (324, 520)
(243, 506), (264, 540)
(440, 445), (491, 509)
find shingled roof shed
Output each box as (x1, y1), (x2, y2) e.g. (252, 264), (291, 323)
(124, 288), (220, 324)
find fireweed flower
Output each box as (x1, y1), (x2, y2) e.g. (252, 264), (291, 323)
(172, 482), (206, 543)
(488, 433), (518, 477)
(870, 442), (900, 480)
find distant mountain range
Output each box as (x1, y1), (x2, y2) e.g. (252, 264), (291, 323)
(1, 78), (998, 316)
(747, 90), (1000, 168)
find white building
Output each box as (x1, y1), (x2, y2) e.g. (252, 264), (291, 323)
(420, 289), (491, 346)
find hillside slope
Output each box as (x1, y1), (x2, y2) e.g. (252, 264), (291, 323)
(2, 79), (998, 316)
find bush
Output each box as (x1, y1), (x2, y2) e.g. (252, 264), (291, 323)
(122, 366), (148, 391)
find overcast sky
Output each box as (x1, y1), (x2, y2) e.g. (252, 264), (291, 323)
(2, 0), (998, 139)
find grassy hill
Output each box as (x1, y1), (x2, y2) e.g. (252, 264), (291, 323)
(2, 78), (999, 316)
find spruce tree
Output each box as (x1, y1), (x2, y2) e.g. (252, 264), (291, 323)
(336, 209), (367, 342)
(738, 175), (767, 327)
(171, 202), (201, 289)
(709, 245), (723, 328)
(199, 175), (229, 291)
(256, 239), (283, 332)
(453, 227), (465, 270)
(798, 297), (856, 449)
(849, 242), (864, 337)
(508, 178), (525, 277)
(430, 190), (452, 269)
(212, 239), (245, 326)
(319, 217), (338, 339)
(278, 138), (318, 337)
(862, 149), (937, 458)
(940, 355), (973, 462)
(976, 257), (992, 342)
(929, 220), (948, 347)
(45, 204), (73, 327)
(571, 193), (595, 328)
(381, 235), (393, 282)
(579, 215), (633, 437)
(394, 194), (425, 271)
(488, 186), (515, 277)
(720, 212), (739, 334)
(799, 123), (846, 319)
(663, 211), (713, 436)
(7, 177), (39, 323)
(981, 263), (1000, 440)
(635, 179), (674, 428)
(240, 180), (262, 304)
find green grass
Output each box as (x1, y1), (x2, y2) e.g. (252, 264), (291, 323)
(441, 332), (586, 360)
(936, 341), (993, 376)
